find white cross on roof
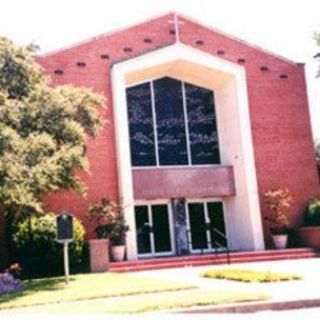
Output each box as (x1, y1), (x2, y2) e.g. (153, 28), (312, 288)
(168, 13), (184, 43)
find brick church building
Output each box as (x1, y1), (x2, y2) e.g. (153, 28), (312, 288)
(34, 13), (319, 260)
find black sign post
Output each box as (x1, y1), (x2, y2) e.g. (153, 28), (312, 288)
(56, 213), (74, 284)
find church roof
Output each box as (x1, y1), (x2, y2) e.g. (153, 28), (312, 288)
(37, 12), (297, 66)
(36, 12), (302, 84)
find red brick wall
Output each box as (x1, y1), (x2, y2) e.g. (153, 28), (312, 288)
(36, 13), (320, 243)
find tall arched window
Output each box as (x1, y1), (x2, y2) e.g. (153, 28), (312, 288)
(126, 77), (220, 167)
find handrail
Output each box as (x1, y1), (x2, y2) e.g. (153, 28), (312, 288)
(210, 227), (226, 239)
(185, 227), (230, 264)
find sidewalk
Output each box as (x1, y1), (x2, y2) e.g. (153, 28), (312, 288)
(137, 257), (320, 312)
(1, 258), (320, 316)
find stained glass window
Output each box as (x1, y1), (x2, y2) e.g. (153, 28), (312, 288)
(126, 77), (220, 167)
(126, 83), (156, 166)
(153, 77), (188, 165)
(185, 83), (220, 164)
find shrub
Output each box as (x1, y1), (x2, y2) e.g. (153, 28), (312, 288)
(0, 272), (23, 294)
(201, 268), (301, 283)
(87, 197), (129, 244)
(305, 198), (320, 226)
(11, 213), (86, 278)
(264, 188), (292, 234)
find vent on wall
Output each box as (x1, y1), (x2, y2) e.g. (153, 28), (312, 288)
(217, 50), (225, 55)
(260, 66), (269, 71)
(54, 69), (64, 75)
(195, 40), (204, 46)
(144, 38), (152, 43)
(100, 54), (110, 60)
(279, 74), (288, 79)
(76, 62), (86, 67)
(123, 47), (133, 53)
(237, 58), (246, 64)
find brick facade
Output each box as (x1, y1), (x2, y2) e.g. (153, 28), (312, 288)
(35, 13), (319, 245)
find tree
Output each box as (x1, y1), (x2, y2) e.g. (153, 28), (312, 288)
(0, 37), (105, 220)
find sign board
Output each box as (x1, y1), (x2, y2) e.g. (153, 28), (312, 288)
(56, 213), (73, 242)
(56, 212), (74, 284)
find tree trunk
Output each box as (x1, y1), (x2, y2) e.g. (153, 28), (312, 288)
(27, 214), (34, 279)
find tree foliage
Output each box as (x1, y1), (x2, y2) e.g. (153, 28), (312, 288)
(305, 198), (320, 226)
(0, 37), (105, 218)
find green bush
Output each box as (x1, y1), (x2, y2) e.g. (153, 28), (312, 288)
(11, 213), (86, 278)
(305, 198), (320, 226)
(201, 268), (301, 283)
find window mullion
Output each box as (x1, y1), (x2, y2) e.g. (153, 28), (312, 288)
(149, 204), (155, 255)
(150, 81), (160, 166)
(181, 82), (192, 166)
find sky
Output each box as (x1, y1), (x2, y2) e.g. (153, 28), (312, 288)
(1, 0), (320, 139)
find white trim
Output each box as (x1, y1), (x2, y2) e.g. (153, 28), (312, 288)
(114, 43), (245, 76)
(111, 69), (137, 260)
(126, 76), (165, 89)
(132, 164), (222, 170)
(148, 204), (156, 257)
(235, 70), (265, 250)
(111, 43), (265, 259)
(135, 199), (171, 205)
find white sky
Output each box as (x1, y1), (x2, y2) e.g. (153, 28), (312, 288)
(1, 0), (320, 139)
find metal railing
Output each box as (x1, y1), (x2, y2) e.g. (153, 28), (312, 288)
(186, 226), (230, 264)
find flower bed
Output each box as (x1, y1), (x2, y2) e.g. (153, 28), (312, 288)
(201, 268), (301, 283)
(0, 272), (23, 295)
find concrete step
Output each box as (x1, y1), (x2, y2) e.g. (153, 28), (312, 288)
(110, 248), (315, 267)
(109, 248), (319, 272)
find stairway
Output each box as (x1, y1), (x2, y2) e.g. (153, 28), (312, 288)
(109, 248), (320, 273)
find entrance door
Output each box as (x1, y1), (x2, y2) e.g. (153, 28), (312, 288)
(186, 201), (227, 253)
(134, 203), (174, 257)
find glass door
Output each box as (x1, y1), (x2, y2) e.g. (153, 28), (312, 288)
(187, 203), (208, 251)
(186, 201), (227, 253)
(207, 202), (227, 249)
(135, 205), (152, 255)
(134, 203), (174, 257)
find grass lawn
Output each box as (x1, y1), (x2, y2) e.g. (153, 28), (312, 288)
(201, 268), (302, 283)
(0, 272), (196, 310)
(8, 289), (269, 314)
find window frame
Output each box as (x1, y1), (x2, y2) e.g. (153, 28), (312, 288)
(134, 200), (175, 258)
(126, 77), (221, 169)
(185, 198), (228, 253)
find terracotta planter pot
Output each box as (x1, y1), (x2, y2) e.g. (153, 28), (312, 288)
(89, 239), (110, 272)
(111, 245), (126, 262)
(297, 227), (320, 248)
(272, 234), (288, 249)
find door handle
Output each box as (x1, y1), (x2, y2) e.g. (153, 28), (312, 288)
(143, 223), (153, 233)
